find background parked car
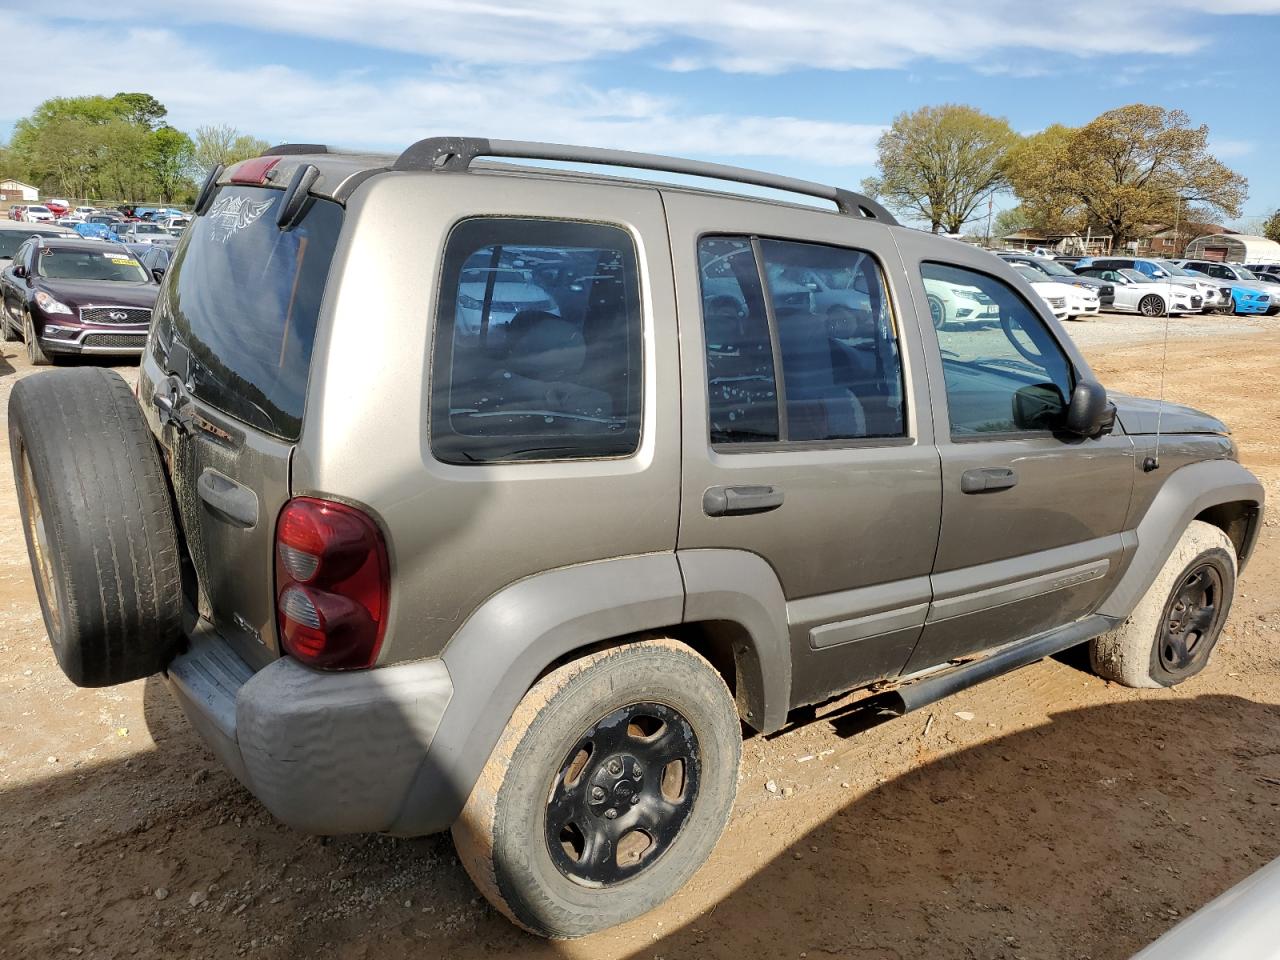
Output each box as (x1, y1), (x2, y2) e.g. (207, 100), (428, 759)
(111, 220), (173, 245)
(8, 205), (26, 221)
(921, 275), (1001, 327)
(1073, 267), (1198, 315)
(44, 199), (70, 217)
(0, 236), (157, 365)
(999, 252), (1114, 309)
(1077, 256), (1224, 313)
(22, 205), (54, 223)
(1174, 260), (1280, 314)
(0, 221), (77, 264)
(1010, 263), (1081, 320)
(1243, 262), (1280, 280)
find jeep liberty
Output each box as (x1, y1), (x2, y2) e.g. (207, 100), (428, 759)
(9, 138), (1263, 938)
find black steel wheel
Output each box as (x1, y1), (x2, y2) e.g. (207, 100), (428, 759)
(545, 701), (700, 887)
(453, 638), (741, 939)
(1090, 521), (1236, 688)
(1156, 563), (1224, 676)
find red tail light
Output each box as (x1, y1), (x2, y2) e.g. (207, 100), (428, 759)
(228, 156), (281, 185)
(275, 497), (389, 669)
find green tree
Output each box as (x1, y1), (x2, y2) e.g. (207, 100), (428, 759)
(146, 126), (196, 202)
(191, 124), (271, 177)
(1007, 104), (1247, 249)
(862, 104), (1019, 234)
(111, 92), (168, 130)
(1264, 210), (1280, 244)
(992, 206), (1032, 240)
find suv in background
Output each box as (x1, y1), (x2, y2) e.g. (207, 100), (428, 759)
(1175, 260), (1280, 315)
(10, 138), (1264, 939)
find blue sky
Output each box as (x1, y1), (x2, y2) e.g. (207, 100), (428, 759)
(3, 1), (1278, 230)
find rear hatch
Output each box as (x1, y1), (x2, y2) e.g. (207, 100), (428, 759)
(147, 181), (343, 667)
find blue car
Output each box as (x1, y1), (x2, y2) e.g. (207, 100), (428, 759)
(1226, 285), (1271, 315)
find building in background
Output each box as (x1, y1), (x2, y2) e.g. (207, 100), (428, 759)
(0, 179), (39, 203)
(1184, 233), (1280, 264)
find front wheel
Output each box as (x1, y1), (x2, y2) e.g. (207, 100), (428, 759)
(452, 638), (742, 938)
(1139, 295), (1166, 318)
(23, 312), (51, 365)
(926, 293), (947, 330)
(1090, 521), (1236, 688)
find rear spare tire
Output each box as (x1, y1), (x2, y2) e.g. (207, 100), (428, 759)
(9, 368), (183, 686)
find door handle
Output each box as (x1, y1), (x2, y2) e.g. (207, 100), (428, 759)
(703, 484), (785, 517)
(197, 468), (259, 528)
(960, 467), (1018, 494)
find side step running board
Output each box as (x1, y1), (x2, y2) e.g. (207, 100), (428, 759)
(867, 614), (1118, 717)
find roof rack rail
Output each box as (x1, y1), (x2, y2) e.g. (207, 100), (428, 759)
(262, 143), (331, 156)
(392, 137), (898, 224)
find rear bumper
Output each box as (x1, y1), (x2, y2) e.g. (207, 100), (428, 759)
(166, 619), (453, 835)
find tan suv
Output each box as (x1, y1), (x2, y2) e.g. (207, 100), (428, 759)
(9, 138), (1263, 938)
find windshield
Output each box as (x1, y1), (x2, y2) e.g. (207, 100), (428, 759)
(0, 232), (60, 258)
(37, 248), (149, 281)
(28, 207), (49, 214)
(1029, 258), (1074, 278)
(133, 223), (164, 235)
(1235, 267), (1261, 280)
(1014, 265), (1046, 282)
(1119, 269), (1153, 284)
(1156, 260), (1196, 277)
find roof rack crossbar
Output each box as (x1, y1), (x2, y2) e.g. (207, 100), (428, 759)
(392, 137), (898, 224)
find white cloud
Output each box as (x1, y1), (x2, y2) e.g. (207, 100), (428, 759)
(0, 21), (884, 168)
(1211, 139), (1256, 158)
(48, 0), (1275, 74)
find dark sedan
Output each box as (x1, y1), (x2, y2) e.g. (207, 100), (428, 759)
(1, 237), (157, 365)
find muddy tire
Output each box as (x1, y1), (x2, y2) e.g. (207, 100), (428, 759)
(1090, 521), (1236, 688)
(9, 368), (183, 687)
(452, 638), (742, 939)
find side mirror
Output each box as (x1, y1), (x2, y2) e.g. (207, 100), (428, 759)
(151, 267), (166, 282)
(1065, 379), (1116, 438)
(13, 265), (27, 279)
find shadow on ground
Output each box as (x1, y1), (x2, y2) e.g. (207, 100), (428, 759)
(3, 687), (1279, 960)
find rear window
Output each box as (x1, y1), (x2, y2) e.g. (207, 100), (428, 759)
(152, 186), (343, 440)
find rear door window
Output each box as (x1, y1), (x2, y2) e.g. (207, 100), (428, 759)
(152, 186), (343, 440)
(431, 218), (643, 464)
(697, 236), (906, 445)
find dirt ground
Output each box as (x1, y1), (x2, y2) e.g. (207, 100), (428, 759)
(2, 311), (1279, 960)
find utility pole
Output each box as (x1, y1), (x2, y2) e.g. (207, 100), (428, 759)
(985, 196), (994, 247)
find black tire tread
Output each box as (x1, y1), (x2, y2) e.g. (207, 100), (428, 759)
(9, 368), (182, 686)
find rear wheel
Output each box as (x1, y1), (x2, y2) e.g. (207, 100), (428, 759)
(1138, 295), (1166, 318)
(452, 638), (742, 938)
(9, 368), (183, 686)
(1090, 521), (1236, 688)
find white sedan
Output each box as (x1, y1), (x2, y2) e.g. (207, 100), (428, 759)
(922, 277), (1000, 327)
(1010, 264), (1083, 320)
(1074, 268), (1198, 316)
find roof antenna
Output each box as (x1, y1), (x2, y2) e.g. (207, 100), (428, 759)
(1143, 196), (1181, 473)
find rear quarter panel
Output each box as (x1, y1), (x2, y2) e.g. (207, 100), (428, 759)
(293, 172), (682, 665)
